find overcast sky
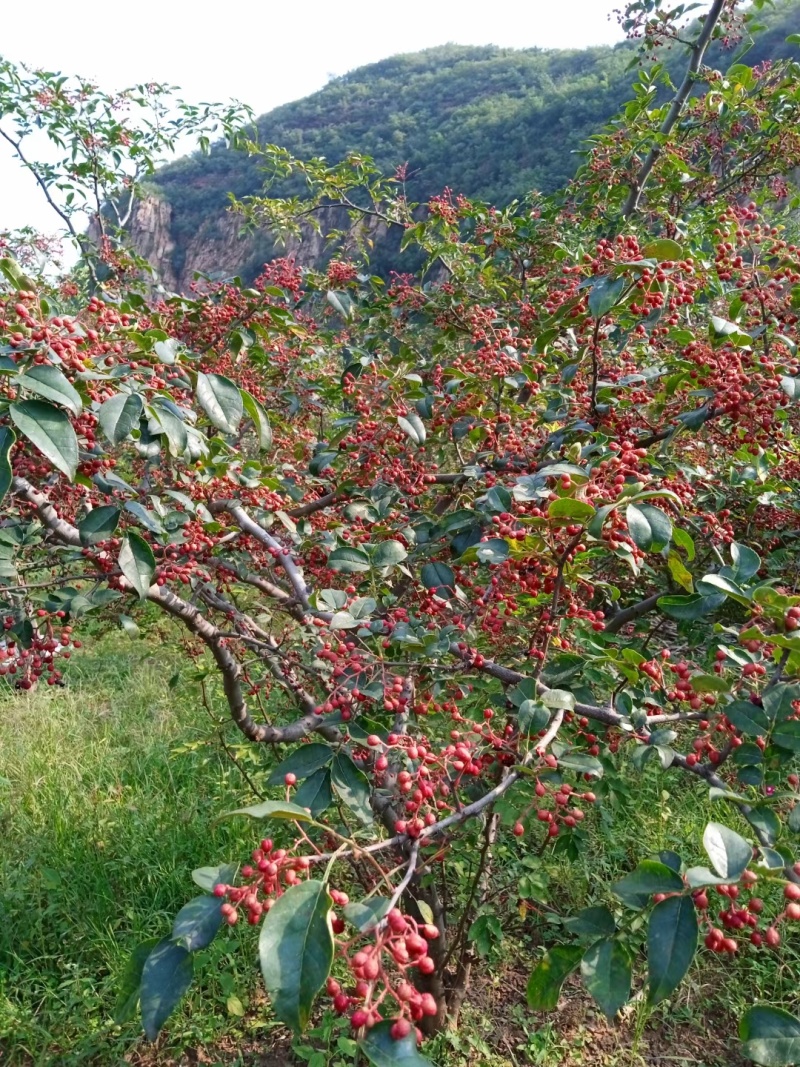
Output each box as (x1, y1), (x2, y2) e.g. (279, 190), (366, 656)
(1, 0), (624, 235)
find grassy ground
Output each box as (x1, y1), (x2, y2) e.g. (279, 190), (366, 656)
(0, 635), (798, 1066)
(0, 634), (276, 1065)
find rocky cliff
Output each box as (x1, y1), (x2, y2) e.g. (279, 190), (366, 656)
(124, 194), (396, 293)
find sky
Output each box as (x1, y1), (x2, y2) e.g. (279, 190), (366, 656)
(0, 0), (624, 237)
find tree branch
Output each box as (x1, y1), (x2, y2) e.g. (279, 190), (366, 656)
(603, 593), (662, 634)
(11, 476), (83, 547)
(621, 0), (726, 218)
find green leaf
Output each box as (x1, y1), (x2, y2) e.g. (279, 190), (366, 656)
(731, 543), (761, 582)
(119, 532), (156, 599)
(350, 596), (377, 619)
(331, 753), (372, 825)
(468, 913), (503, 957)
(703, 822), (752, 880)
(518, 700), (551, 734)
(540, 688), (575, 711)
(626, 503), (672, 551)
(360, 1020), (433, 1067)
(612, 860), (684, 909)
(191, 863), (238, 893)
(588, 275), (626, 318)
(309, 451), (337, 476)
(218, 800), (314, 823)
(171, 895), (223, 951)
(699, 573), (750, 604)
(267, 744), (333, 786)
(149, 404), (188, 457)
(78, 506), (120, 546)
(119, 614), (140, 638)
(642, 239), (683, 262)
(140, 937), (193, 1041)
(226, 994), (245, 1017)
(416, 900), (435, 925)
(153, 338), (179, 364)
(725, 701), (770, 737)
(772, 720), (800, 753)
(710, 316), (750, 343)
(564, 905), (616, 938)
(0, 256), (35, 290)
(581, 939), (631, 1018)
(259, 879), (334, 1033)
(293, 769), (333, 818)
(372, 540), (408, 567)
(658, 850), (682, 873)
(326, 290), (353, 319)
(344, 897), (390, 934)
(328, 546), (371, 573)
(196, 372), (243, 434)
(647, 895), (697, 1006)
(0, 426), (15, 506)
(114, 939), (159, 1024)
(740, 1005), (800, 1066)
(421, 561), (456, 598)
(241, 389), (273, 450)
(17, 364), (82, 416)
(527, 945), (583, 1010)
(397, 413), (426, 445)
(125, 501), (165, 535)
(667, 551), (694, 592)
(9, 399), (78, 480)
(98, 392), (144, 444)
(548, 497), (595, 523)
(557, 753), (604, 777)
(685, 866), (731, 889)
(475, 537), (509, 564)
(658, 593), (717, 621)
(744, 807), (780, 847)
(672, 526), (695, 560)
(763, 683), (800, 723)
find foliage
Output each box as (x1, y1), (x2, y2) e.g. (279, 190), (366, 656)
(0, 58), (251, 280)
(146, 0), (800, 281)
(2, 3), (800, 1064)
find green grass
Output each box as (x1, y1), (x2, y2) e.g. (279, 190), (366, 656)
(0, 634), (273, 1065)
(0, 636), (798, 1066)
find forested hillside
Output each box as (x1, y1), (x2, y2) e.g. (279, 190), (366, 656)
(134, 0), (800, 285)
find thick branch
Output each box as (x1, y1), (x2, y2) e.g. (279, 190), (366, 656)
(211, 499), (332, 619)
(11, 477), (83, 547)
(604, 593), (662, 634)
(287, 491), (344, 519)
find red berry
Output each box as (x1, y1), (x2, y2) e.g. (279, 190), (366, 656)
(391, 1019), (412, 1040)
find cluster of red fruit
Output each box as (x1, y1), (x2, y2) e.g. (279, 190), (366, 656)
(694, 877), (800, 954)
(0, 611), (79, 688)
(513, 779), (597, 839)
(328, 905), (440, 1037)
(213, 836), (311, 926)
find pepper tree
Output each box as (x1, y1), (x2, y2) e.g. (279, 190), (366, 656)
(2, 3), (800, 1063)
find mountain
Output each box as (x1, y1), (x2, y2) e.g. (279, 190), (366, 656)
(128, 0), (800, 290)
